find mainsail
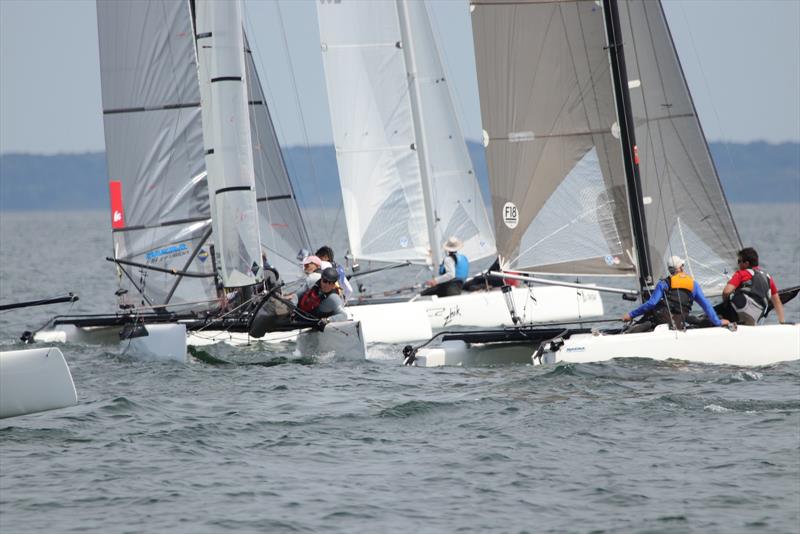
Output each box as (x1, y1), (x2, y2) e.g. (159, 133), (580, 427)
(470, 0), (741, 286)
(97, 0), (309, 310)
(617, 0), (741, 288)
(471, 0), (635, 276)
(97, 0), (215, 310)
(317, 0), (495, 266)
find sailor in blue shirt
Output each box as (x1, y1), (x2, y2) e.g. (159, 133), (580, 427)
(623, 256), (727, 329)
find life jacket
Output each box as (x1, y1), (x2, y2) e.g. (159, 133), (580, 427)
(439, 253), (469, 281)
(298, 284), (326, 313)
(660, 272), (694, 316)
(734, 268), (771, 311)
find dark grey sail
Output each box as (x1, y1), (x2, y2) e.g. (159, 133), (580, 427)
(97, 0), (215, 310)
(618, 0), (742, 288)
(470, 0), (636, 276)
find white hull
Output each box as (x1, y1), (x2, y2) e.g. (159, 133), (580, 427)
(411, 340), (534, 367)
(347, 301), (432, 343)
(352, 285), (604, 334)
(0, 347), (78, 418)
(295, 320), (367, 361)
(34, 320), (367, 362)
(547, 324), (800, 367)
(423, 285), (603, 328)
(413, 323), (800, 368)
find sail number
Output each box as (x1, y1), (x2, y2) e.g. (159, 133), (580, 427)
(503, 202), (519, 229)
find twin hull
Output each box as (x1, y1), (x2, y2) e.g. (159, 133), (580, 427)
(413, 324), (800, 368)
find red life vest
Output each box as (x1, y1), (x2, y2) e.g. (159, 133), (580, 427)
(298, 285), (325, 313)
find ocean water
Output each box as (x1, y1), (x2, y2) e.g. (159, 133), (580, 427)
(1, 204), (799, 533)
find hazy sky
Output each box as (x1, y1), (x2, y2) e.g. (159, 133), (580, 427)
(1, 0), (798, 155)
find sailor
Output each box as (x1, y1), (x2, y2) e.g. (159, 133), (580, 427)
(297, 267), (347, 321)
(422, 236), (469, 297)
(315, 246), (353, 300)
(718, 247), (785, 325)
(295, 255), (323, 300)
(623, 256), (727, 331)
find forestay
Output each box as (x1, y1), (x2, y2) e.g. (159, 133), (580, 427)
(97, 0), (215, 310)
(196, 0), (263, 288)
(471, 0), (635, 276)
(617, 0), (741, 290)
(317, 0), (495, 266)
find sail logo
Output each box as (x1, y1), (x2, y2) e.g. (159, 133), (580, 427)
(109, 181), (125, 229)
(503, 202), (519, 229)
(198, 249), (209, 263)
(146, 243), (188, 261)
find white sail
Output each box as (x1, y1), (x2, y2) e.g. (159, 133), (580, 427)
(196, 0), (263, 288)
(97, 0), (216, 310)
(471, 0), (636, 276)
(317, 0), (495, 266)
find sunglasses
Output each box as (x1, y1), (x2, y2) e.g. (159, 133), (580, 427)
(321, 279), (336, 284)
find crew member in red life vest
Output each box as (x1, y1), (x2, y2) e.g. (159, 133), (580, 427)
(623, 255), (728, 332)
(297, 267), (347, 321)
(718, 247), (785, 325)
(422, 236), (469, 297)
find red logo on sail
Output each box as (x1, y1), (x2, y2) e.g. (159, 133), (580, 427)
(109, 181), (125, 229)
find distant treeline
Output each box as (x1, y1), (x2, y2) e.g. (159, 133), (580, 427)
(1, 141), (797, 212)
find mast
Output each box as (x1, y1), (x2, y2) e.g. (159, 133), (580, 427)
(602, 0), (654, 298)
(396, 0), (442, 268)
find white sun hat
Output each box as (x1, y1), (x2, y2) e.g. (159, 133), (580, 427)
(443, 236), (463, 252)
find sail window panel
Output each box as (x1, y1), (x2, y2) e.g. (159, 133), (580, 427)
(472, 0), (635, 275)
(102, 108), (208, 228)
(516, 147), (635, 274)
(618, 0), (741, 275)
(97, 0), (199, 112)
(338, 147), (430, 264)
(112, 223), (216, 310)
(667, 221), (732, 295)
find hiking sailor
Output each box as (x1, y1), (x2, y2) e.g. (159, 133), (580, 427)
(623, 256), (727, 332)
(315, 246), (353, 300)
(297, 267), (347, 321)
(422, 236), (469, 297)
(718, 247), (785, 325)
(295, 255), (323, 300)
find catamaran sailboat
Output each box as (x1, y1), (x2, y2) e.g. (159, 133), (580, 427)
(315, 0), (604, 334)
(406, 0), (799, 367)
(33, 0), (367, 362)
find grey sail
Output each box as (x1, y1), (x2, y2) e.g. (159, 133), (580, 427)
(470, 0), (636, 276)
(618, 0), (741, 288)
(97, 0), (215, 310)
(244, 34), (311, 283)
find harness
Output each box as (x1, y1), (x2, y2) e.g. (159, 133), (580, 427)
(734, 268), (771, 312)
(661, 273), (694, 316)
(439, 253), (469, 281)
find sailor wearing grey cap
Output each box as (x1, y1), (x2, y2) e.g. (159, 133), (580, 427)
(297, 267), (347, 321)
(623, 255), (728, 332)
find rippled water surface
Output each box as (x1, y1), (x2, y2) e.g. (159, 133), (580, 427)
(1, 205), (799, 533)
